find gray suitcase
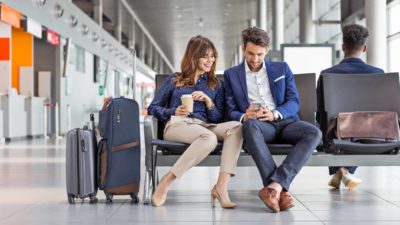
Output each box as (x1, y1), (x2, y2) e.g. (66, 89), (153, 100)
(66, 115), (98, 204)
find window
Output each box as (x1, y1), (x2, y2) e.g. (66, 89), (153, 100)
(75, 45), (85, 73)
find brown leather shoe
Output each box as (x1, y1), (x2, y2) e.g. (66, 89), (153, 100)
(279, 191), (294, 211)
(258, 187), (280, 213)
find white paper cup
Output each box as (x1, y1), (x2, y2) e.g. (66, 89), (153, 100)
(181, 94), (194, 112)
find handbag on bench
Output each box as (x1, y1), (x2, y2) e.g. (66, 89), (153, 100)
(326, 111), (400, 154)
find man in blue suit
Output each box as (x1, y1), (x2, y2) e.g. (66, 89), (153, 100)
(317, 24), (384, 190)
(224, 27), (322, 212)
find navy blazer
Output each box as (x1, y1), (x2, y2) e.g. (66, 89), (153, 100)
(224, 60), (300, 122)
(316, 57), (384, 130)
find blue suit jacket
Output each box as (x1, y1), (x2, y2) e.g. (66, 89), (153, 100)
(224, 60), (300, 122)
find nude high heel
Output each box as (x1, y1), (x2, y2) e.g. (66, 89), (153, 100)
(152, 192), (167, 207)
(211, 185), (237, 209)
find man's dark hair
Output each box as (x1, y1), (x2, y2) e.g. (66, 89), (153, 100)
(242, 27), (270, 47)
(342, 24), (369, 51)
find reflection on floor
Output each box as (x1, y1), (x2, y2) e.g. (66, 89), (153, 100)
(1, 138), (400, 225)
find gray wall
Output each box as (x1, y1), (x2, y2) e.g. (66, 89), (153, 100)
(34, 38), (57, 133)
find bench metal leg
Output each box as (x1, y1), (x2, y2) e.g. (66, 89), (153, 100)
(142, 170), (152, 204)
(152, 146), (158, 192)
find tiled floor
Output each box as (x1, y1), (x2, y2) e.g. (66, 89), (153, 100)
(1, 138), (400, 225)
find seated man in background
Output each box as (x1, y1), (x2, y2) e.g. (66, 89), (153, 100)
(316, 24), (384, 190)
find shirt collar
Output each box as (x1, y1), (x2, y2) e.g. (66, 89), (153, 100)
(341, 57), (365, 64)
(245, 60), (266, 73)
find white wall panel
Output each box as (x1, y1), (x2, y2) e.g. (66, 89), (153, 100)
(19, 67), (34, 96)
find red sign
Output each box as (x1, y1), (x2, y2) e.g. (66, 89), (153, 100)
(46, 29), (59, 46)
(0, 4), (21, 28)
(0, 38), (10, 60)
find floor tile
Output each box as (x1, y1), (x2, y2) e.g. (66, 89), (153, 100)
(1, 138), (400, 224)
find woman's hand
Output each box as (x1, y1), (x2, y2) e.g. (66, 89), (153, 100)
(175, 105), (190, 116)
(192, 91), (212, 107)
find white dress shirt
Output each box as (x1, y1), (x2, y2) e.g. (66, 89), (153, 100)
(240, 60), (282, 122)
(245, 60), (276, 110)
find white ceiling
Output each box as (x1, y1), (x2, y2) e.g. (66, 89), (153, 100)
(125, 0), (260, 71)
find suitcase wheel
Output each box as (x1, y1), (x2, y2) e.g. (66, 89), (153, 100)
(67, 194), (75, 204)
(106, 194), (113, 204)
(89, 195), (98, 204)
(130, 193), (139, 204)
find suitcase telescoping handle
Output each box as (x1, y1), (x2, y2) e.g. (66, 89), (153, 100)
(90, 113), (95, 131)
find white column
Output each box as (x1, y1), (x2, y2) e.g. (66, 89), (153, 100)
(238, 45), (243, 63)
(249, 18), (257, 27)
(258, 0), (267, 31)
(93, 0), (103, 27)
(234, 53), (239, 65)
(299, 0), (315, 43)
(273, 0), (284, 50)
(140, 32), (146, 62)
(114, 0), (122, 42)
(128, 19), (135, 49)
(365, 0), (387, 70)
(148, 44), (153, 68)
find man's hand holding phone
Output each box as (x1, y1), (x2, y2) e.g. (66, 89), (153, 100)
(256, 105), (274, 121)
(242, 103), (260, 122)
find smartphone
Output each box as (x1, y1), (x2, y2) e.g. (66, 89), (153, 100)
(250, 102), (263, 111)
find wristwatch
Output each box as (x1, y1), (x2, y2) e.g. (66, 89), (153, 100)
(272, 110), (280, 121)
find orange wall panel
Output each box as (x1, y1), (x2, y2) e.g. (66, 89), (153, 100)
(11, 27), (33, 93)
(0, 4), (21, 28)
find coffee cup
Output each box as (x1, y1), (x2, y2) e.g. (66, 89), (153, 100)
(181, 94), (194, 112)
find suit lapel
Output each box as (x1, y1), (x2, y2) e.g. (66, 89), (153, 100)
(265, 60), (277, 103)
(237, 62), (250, 105)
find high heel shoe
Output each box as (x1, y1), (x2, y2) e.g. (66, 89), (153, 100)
(211, 185), (237, 209)
(152, 192), (167, 207)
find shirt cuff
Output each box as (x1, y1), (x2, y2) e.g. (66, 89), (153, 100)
(273, 110), (283, 120)
(239, 114), (245, 123)
(168, 107), (176, 116)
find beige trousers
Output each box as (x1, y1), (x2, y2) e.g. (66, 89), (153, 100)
(164, 116), (243, 178)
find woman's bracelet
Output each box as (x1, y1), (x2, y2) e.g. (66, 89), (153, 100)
(206, 102), (215, 110)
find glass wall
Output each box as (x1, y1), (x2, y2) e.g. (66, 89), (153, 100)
(388, 2), (400, 73)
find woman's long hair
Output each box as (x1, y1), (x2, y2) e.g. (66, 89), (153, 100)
(174, 35), (219, 89)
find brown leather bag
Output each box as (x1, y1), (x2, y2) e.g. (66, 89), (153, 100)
(327, 111), (400, 144)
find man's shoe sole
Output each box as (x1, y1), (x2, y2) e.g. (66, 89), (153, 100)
(258, 193), (280, 213)
(345, 180), (360, 190)
(328, 180), (341, 189)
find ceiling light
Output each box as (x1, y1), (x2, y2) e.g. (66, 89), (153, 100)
(70, 16), (78, 27)
(81, 24), (89, 35)
(55, 4), (64, 17)
(92, 32), (99, 42)
(227, 3), (232, 8)
(101, 39), (107, 48)
(36, 0), (46, 7)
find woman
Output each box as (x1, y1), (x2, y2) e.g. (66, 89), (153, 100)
(148, 35), (243, 208)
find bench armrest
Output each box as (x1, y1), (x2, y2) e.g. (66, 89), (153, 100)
(144, 115), (158, 170)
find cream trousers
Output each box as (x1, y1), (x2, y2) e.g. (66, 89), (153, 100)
(163, 116), (243, 178)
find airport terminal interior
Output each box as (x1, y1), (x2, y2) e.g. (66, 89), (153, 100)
(1, 0), (400, 224)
